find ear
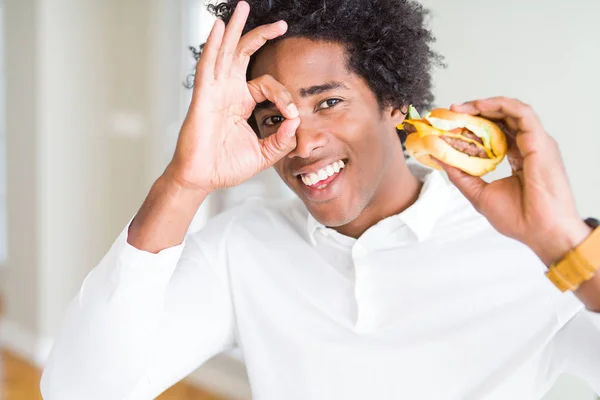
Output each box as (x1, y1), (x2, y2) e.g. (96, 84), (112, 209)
(388, 104), (408, 126)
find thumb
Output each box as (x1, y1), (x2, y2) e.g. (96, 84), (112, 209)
(259, 117), (300, 169)
(436, 159), (488, 211)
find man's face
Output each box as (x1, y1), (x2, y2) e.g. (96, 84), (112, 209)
(251, 38), (406, 228)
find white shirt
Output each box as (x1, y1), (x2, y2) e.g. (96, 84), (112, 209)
(41, 164), (600, 400)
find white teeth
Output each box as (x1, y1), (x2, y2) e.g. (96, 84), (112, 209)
(301, 160), (346, 187)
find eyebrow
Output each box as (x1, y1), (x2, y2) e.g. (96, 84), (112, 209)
(299, 81), (349, 97)
(254, 81), (349, 112)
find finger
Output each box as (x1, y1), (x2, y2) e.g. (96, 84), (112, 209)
(259, 117), (300, 168)
(493, 120), (518, 139)
(195, 19), (225, 84)
(453, 97), (544, 135)
(451, 104), (506, 120)
(215, 1), (250, 78)
(436, 159), (488, 212)
(497, 121), (524, 174)
(247, 74), (299, 119)
(507, 144), (524, 175)
(232, 20), (288, 75)
(451, 103), (521, 135)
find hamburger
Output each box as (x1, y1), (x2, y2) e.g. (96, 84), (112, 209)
(400, 105), (508, 176)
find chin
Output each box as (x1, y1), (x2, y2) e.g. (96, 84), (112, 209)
(304, 198), (363, 228)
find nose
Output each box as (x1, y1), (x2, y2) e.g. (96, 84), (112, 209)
(287, 117), (329, 159)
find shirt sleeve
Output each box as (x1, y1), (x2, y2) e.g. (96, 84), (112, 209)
(554, 308), (600, 395)
(40, 217), (236, 400)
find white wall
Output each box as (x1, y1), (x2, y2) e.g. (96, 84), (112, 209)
(0, 3), (7, 266)
(1, 0), (160, 363)
(36, 0), (114, 342)
(2, 0), (43, 350)
(421, 0), (600, 217)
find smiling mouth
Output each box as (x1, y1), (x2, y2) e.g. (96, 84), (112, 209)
(298, 159), (346, 189)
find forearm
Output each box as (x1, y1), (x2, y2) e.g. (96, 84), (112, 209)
(128, 167), (209, 253)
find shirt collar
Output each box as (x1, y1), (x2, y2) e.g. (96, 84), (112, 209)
(306, 207), (324, 246)
(305, 161), (450, 244)
(395, 162), (450, 242)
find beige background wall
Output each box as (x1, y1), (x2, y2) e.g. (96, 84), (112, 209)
(1, 0), (157, 360)
(3, 0), (40, 340)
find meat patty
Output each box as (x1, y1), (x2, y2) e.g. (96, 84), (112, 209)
(403, 123), (418, 134)
(442, 136), (489, 158)
(460, 129), (484, 145)
(447, 127), (484, 144)
(404, 123), (488, 158)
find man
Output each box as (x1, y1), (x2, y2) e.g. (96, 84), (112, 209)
(41, 1), (600, 399)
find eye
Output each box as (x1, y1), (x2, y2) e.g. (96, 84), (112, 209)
(317, 98), (342, 110)
(262, 115), (284, 127)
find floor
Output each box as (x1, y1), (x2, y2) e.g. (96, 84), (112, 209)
(1, 350), (42, 400)
(0, 348), (224, 400)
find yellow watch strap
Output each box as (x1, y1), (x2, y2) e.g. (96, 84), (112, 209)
(546, 226), (600, 292)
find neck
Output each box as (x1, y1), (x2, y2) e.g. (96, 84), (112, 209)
(336, 160), (422, 238)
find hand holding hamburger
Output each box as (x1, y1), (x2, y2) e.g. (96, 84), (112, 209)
(400, 105), (508, 176)
(409, 97), (592, 279)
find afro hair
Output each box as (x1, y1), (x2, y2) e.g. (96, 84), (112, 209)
(189, 0), (444, 144)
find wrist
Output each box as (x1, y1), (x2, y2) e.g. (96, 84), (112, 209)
(532, 220), (594, 267)
(162, 164), (213, 199)
(157, 173), (210, 211)
(128, 173), (209, 253)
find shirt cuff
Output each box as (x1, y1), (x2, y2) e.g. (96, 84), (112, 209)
(79, 219), (187, 306)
